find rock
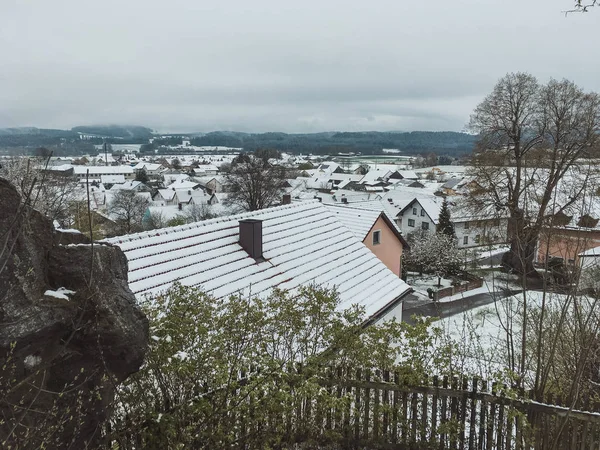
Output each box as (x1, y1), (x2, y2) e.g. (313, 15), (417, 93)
(0, 178), (148, 449)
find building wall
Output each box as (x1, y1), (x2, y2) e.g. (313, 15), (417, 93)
(537, 227), (600, 266)
(364, 216), (404, 277)
(454, 218), (508, 249)
(397, 204), (433, 237)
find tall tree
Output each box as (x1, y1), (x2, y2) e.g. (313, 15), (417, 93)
(224, 154), (288, 211)
(436, 197), (456, 240)
(107, 190), (150, 235)
(467, 73), (600, 278)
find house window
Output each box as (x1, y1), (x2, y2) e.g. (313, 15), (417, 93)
(412, 207), (418, 215)
(373, 230), (381, 245)
(420, 209), (425, 217)
(463, 236), (469, 245)
(421, 222), (429, 231)
(475, 234), (481, 244)
(464, 221), (470, 229)
(408, 219), (415, 227)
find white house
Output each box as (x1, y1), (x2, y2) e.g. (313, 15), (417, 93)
(72, 165), (135, 182)
(396, 198), (442, 236)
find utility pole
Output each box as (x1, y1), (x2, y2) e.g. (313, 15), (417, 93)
(104, 141), (108, 166)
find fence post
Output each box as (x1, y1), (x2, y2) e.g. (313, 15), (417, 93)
(354, 368), (361, 442)
(363, 368), (371, 441)
(432, 375), (439, 443)
(382, 370), (390, 440)
(468, 377), (478, 450)
(439, 375), (449, 450)
(478, 380), (488, 450)
(373, 369), (381, 441)
(486, 382), (496, 450)
(392, 371), (400, 445)
(421, 374), (429, 443)
(460, 377), (468, 448)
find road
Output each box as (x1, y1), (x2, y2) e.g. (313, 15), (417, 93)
(402, 289), (521, 324)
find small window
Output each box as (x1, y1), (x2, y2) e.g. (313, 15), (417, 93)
(475, 234), (481, 243)
(420, 209), (425, 217)
(463, 236), (469, 245)
(464, 221), (470, 229)
(373, 230), (381, 245)
(408, 219), (415, 227)
(412, 207), (418, 215)
(421, 222), (429, 231)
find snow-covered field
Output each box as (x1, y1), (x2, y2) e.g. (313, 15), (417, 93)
(439, 290), (571, 378)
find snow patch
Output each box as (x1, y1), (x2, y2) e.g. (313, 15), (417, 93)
(56, 228), (83, 234)
(44, 287), (76, 300)
(24, 355), (42, 368)
(174, 351), (189, 361)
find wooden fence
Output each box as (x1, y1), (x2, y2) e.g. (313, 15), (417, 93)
(105, 369), (600, 449)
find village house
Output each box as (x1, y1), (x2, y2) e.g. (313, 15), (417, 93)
(396, 197), (442, 237)
(537, 218), (600, 267)
(105, 201), (412, 323)
(324, 203), (409, 277)
(396, 197), (508, 248)
(72, 165), (135, 183)
(133, 162), (166, 179)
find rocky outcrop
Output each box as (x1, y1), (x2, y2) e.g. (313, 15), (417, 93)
(0, 178), (148, 449)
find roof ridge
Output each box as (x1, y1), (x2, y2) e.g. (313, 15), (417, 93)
(104, 200), (321, 244)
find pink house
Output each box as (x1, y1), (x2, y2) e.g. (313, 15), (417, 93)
(325, 204), (409, 277)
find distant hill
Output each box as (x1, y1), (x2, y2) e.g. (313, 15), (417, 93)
(189, 130), (477, 156)
(0, 127), (76, 137)
(71, 125), (154, 139)
(0, 126), (477, 157)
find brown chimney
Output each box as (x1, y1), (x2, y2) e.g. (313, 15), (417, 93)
(239, 219), (263, 261)
(282, 194), (291, 205)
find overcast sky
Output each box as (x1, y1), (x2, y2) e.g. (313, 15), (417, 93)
(0, 0), (598, 133)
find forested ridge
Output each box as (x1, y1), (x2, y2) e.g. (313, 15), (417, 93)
(0, 126), (476, 156)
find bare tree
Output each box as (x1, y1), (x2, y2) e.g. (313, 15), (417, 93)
(108, 190), (150, 235)
(224, 154), (288, 211)
(467, 73), (600, 278)
(184, 202), (216, 222)
(0, 156), (78, 227)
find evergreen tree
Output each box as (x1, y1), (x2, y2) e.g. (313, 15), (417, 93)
(436, 197), (455, 240)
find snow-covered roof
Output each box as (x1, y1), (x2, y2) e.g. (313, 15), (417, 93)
(165, 179), (201, 190)
(157, 189), (177, 201)
(104, 201), (411, 319)
(175, 190), (211, 204)
(101, 174), (126, 184)
(323, 204), (383, 240)
(442, 177), (463, 189)
(134, 162), (163, 171)
(72, 165), (134, 175)
(398, 170), (418, 180)
(399, 197), (442, 224)
(359, 166), (394, 184)
(110, 180), (143, 191)
(580, 246), (600, 257)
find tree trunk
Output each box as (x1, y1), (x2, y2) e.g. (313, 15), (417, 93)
(502, 233), (540, 279)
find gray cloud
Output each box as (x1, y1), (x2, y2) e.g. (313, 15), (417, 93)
(1, 0), (598, 132)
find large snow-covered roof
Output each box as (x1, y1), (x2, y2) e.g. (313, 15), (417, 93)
(72, 165), (134, 175)
(104, 201), (410, 319)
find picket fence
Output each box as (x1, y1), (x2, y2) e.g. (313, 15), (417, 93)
(106, 369), (600, 449)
